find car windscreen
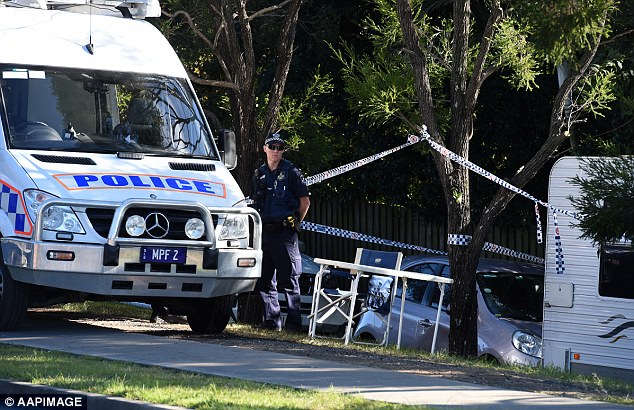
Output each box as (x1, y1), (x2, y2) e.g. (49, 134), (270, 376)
(0, 66), (218, 159)
(477, 272), (543, 321)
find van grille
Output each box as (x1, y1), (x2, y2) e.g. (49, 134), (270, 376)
(85, 208), (217, 240)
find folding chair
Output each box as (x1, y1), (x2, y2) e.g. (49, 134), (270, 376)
(307, 265), (356, 340)
(308, 248), (402, 344)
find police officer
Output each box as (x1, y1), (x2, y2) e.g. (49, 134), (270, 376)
(251, 131), (310, 331)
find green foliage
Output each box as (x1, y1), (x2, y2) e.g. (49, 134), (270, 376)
(334, 43), (418, 127)
(566, 1), (634, 156)
(576, 66), (616, 117)
(278, 68), (335, 143)
(569, 157), (634, 245)
(513, 0), (617, 66)
(332, 0), (454, 131)
(491, 18), (540, 90)
(277, 68), (337, 171)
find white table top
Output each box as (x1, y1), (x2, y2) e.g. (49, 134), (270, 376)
(313, 257), (454, 285)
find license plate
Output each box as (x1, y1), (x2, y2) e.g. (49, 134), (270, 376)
(140, 247), (187, 264)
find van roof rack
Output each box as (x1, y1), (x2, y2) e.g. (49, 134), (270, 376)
(0, 0), (161, 19)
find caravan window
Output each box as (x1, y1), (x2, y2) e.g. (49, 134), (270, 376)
(599, 245), (634, 299)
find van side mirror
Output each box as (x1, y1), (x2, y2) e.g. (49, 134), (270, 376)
(218, 129), (237, 170)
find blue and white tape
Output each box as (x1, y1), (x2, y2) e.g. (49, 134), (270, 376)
(414, 128), (579, 220)
(414, 127), (569, 271)
(302, 221), (545, 264)
(447, 234), (472, 246)
(301, 221), (447, 255)
(552, 210), (565, 274)
(535, 202), (543, 244)
(304, 135), (421, 186)
(295, 129), (558, 266)
(482, 242), (545, 264)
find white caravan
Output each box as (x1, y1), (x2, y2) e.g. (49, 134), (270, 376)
(0, 0), (262, 333)
(543, 156), (634, 381)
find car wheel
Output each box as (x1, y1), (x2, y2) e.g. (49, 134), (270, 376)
(478, 354), (500, 365)
(187, 295), (232, 334)
(0, 258), (28, 331)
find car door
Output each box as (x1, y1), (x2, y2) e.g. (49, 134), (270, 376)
(388, 262), (449, 350)
(388, 273), (429, 347)
(418, 264), (451, 352)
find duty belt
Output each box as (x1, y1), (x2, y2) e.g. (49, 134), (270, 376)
(263, 220), (286, 234)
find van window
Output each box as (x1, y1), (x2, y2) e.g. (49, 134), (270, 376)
(599, 245), (634, 299)
(0, 66), (217, 159)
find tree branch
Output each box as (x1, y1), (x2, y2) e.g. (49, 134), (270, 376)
(466, 0), (503, 107)
(261, 0), (302, 136)
(163, 9), (233, 82)
(238, 0), (256, 84)
(472, 14), (608, 246)
(188, 72), (239, 90)
(248, 0), (294, 21)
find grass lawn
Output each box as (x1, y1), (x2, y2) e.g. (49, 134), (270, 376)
(0, 344), (427, 410)
(1, 301), (633, 408)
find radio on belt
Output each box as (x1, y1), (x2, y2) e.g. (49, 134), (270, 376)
(0, 0), (262, 334)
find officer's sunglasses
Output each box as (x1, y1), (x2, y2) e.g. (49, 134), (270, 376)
(267, 144), (286, 151)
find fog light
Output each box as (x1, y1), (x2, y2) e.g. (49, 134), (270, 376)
(126, 215), (146, 237)
(185, 218), (205, 239)
(237, 258), (256, 267)
(56, 232), (74, 241)
(47, 250), (75, 261)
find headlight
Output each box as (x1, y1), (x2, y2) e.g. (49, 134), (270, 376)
(24, 190), (85, 234)
(219, 215), (248, 240)
(512, 330), (542, 358)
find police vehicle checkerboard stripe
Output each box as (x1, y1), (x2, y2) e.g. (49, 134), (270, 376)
(0, 180), (31, 235)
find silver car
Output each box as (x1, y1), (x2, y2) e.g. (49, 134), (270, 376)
(352, 256), (544, 366)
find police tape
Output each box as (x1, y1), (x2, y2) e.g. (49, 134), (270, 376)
(414, 128), (579, 220)
(301, 221), (446, 255)
(414, 126), (568, 273)
(296, 130), (552, 266)
(483, 242), (544, 264)
(301, 221), (545, 264)
(303, 135), (421, 186)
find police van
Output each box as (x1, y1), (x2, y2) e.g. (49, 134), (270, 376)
(0, 0), (262, 332)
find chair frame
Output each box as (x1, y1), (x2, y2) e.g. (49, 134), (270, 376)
(309, 251), (453, 352)
(308, 248), (402, 345)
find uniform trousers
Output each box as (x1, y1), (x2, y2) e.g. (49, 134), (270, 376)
(258, 229), (302, 330)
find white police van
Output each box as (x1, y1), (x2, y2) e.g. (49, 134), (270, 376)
(0, 0), (262, 332)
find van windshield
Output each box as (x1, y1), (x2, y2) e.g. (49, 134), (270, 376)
(0, 66), (218, 159)
(477, 272), (544, 322)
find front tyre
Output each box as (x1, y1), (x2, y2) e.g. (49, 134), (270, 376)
(187, 295), (232, 334)
(0, 259), (28, 331)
